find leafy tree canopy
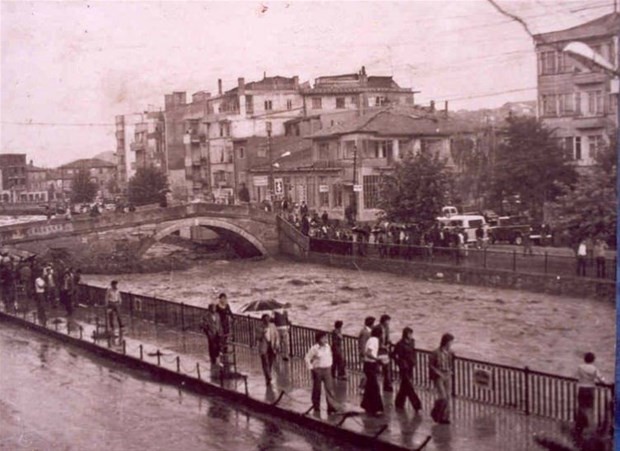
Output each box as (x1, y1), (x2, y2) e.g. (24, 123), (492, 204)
(128, 166), (168, 206)
(378, 151), (449, 227)
(549, 138), (617, 247)
(491, 116), (577, 219)
(70, 169), (98, 204)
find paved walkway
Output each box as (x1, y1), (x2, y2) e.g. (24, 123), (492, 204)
(2, 303), (577, 451)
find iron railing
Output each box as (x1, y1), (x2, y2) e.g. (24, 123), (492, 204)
(80, 283), (614, 424)
(307, 237), (616, 281)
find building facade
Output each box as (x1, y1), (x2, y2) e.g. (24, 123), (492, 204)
(534, 13), (620, 166)
(0, 153), (27, 203)
(49, 158), (117, 201)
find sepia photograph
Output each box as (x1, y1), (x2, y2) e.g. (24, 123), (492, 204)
(0, 1), (616, 450)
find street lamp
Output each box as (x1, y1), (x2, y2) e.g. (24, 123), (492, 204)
(266, 122), (273, 202)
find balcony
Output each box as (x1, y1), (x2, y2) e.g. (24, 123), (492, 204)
(572, 71), (608, 85)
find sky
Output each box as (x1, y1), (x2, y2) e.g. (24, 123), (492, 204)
(1, 0), (616, 167)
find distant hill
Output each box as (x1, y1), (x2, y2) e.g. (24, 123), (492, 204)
(453, 101), (537, 126)
(92, 151), (116, 164)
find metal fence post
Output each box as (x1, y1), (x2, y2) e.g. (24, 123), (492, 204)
(544, 252), (548, 274)
(176, 356), (180, 373)
(512, 250), (517, 272)
(139, 344), (143, 360)
(524, 366), (530, 415)
(483, 247), (487, 268)
(196, 362), (201, 380)
(181, 303), (185, 330)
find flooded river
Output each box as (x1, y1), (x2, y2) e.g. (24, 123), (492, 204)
(85, 255), (615, 378)
(0, 322), (352, 451)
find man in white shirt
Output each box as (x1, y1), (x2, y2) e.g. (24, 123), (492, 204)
(105, 280), (123, 333)
(304, 331), (339, 414)
(576, 240), (587, 277)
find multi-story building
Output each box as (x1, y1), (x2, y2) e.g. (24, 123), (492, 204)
(299, 66), (416, 131)
(24, 161), (49, 203)
(49, 158), (117, 201)
(293, 106), (470, 222)
(534, 13), (620, 166)
(115, 113), (141, 191)
(0, 153), (27, 203)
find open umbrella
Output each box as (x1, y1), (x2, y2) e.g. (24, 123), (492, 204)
(241, 299), (291, 313)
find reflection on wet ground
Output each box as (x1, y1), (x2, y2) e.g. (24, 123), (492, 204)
(1, 303), (584, 451)
(0, 322), (355, 451)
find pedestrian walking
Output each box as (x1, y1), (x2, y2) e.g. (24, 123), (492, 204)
(18, 261), (33, 301)
(361, 326), (384, 416)
(575, 352), (606, 436)
(105, 280), (123, 334)
(358, 316), (375, 389)
(475, 224), (484, 250)
(576, 239), (587, 277)
(593, 238), (609, 278)
(393, 327), (422, 412)
(43, 263), (57, 307)
(377, 314), (394, 392)
(215, 293), (233, 337)
(59, 267), (74, 316)
(429, 333), (455, 424)
(331, 320), (347, 380)
(273, 307), (291, 361)
(522, 227), (533, 256)
(305, 331), (340, 414)
(201, 304), (222, 364)
(34, 272), (47, 326)
(257, 313), (279, 385)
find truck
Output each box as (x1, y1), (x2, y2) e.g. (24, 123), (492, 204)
(487, 216), (531, 245)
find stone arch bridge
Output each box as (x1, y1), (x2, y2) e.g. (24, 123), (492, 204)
(0, 203), (278, 261)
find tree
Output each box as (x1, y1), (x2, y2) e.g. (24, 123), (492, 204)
(490, 116), (577, 219)
(70, 169), (98, 204)
(378, 151), (449, 227)
(548, 139), (617, 247)
(128, 166), (168, 206)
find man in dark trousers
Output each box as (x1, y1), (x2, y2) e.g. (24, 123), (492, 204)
(393, 327), (422, 412)
(331, 320), (347, 380)
(378, 314), (393, 392)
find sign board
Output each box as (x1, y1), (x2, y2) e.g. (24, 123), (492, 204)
(319, 184), (329, 193)
(274, 178), (284, 195)
(472, 367), (493, 389)
(253, 175), (268, 187)
(353, 184), (363, 192)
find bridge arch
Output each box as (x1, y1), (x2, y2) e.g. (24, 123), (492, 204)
(138, 217), (268, 257)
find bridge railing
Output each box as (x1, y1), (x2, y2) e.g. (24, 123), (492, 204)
(79, 283), (613, 424)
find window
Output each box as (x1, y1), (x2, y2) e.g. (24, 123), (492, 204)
(559, 137), (573, 159)
(343, 140), (356, 159)
(540, 51), (556, 75)
(587, 91), (603, 115)
(245, 95), (254, 114)
(351, 96), (359, 106)
(219, 122), (229, 137)
(575, 136), (582, 160)
(257, 146), (267, 158)
(542, 94), (557, 116)
(238, 147), (245, 159)
(336, 97), (346, 109)
(286, 99), (293, 110)
(306, 176), (316, 207)
(318, 142), (329, 160)
(575, 92), (582, 115)
(588, 135), (604, 158)
(363, 175), (381, 209)
(558, 93), (574, 115)
(368, 140), (392, 159)
(375, 96), (388, 106)
(318, 178), (329, 207)
(312, 97), (322, 109)
(333, 184), (343, 207)
(264, 100), (273, 111)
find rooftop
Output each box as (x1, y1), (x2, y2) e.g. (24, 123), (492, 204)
(534, 12), (620, 43)
(309, 106), (474, 139)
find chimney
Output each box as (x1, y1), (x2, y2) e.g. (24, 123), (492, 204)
(238, 77), (245, 96)
(444, 101), (449, 118)
(430, 100), (435, 112)
(218, 79), (223, 95)
(263, 71), (267, 79)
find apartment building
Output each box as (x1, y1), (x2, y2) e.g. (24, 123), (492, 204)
(534, 13), (620, 166)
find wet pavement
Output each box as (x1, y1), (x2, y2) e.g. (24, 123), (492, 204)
(0, 302), (579, 451)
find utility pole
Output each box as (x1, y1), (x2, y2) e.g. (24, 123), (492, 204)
(267, 122), (273, 203)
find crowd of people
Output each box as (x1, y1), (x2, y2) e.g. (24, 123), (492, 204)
(198, 301), (608, 434)
(0, 252), (82, 325)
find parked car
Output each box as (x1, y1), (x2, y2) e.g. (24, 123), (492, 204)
(437, 214), (488, 244)
(488, 215), (531, 245)
(529, 223), (553, 246)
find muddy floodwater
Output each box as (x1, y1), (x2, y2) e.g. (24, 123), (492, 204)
(84, 256), (615, 378)
(0, 322), (353, 451)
